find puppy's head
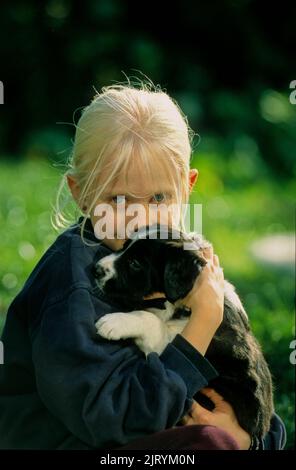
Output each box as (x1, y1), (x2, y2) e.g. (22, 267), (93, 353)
(94, 224), (207, 308)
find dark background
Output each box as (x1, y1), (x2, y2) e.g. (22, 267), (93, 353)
(0, 0), (296, 176)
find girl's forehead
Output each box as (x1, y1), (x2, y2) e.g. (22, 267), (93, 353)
(98, 153), (180, 198)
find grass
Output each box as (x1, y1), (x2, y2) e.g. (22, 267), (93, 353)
(0, 154), (295, 448)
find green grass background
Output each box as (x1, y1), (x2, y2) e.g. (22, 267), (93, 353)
(0, 156), (295, 448)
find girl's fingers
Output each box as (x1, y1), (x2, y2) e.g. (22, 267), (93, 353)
(198, 248), (224, 287)
(189, 401), (212, 424)
(200, 387), (225, 405)
(213, 255), (224, 281)
(199, 388), (233, 415)
(217, 266), (224, 280)
(202, 245), (213, 261)
(190, 400), (207, 415)
(183, 416), (195, 426)
(179, 413), (194, 426)
(213, 254), (219, 267)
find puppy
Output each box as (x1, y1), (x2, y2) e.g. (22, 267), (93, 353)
(94, 224), (274, 438)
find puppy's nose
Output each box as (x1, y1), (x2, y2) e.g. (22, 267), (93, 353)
(95, 264), (105, 279)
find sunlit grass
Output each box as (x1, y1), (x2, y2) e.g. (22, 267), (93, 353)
(0, 158), (59, 313)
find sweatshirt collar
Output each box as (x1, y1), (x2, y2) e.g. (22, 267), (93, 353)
(76, 216), (113, 251)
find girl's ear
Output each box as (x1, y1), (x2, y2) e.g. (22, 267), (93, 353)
(163, 248), (206, 303)
(189, 168), (199, 193)
(66, 175), (82, 206)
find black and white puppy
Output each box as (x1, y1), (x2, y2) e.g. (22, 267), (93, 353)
(94, 224), (274, 438)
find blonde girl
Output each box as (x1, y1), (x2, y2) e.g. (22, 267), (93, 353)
(0, 80), (285, 450)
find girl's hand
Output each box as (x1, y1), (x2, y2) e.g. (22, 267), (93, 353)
(180, 247), (225, 353)
(182, 246), (224, 327)
(179, 388), (251, 450)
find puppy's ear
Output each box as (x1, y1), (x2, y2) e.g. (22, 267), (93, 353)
(163, 247), (206, 303)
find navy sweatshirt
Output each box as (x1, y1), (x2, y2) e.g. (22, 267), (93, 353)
(0, 217), (286, 449)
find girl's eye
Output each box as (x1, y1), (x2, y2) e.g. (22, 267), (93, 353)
(111, 195), (126, 205)
(128, 259), (142, 270)
(152, 193), (166, 203)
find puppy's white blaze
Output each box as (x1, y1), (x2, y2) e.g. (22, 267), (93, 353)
(97, 253), (118, 287)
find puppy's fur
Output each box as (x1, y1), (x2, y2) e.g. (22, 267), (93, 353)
(94, 224), (274, 438)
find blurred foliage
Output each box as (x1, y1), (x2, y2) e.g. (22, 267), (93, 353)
(0, 0), (296, 177)
(0, 0), (295, 450)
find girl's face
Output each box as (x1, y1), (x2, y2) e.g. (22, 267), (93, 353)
(92, 157), (177, 251)
(68, 155), (198, 252)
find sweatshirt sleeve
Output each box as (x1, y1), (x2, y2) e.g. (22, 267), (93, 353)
(257, 414), (287, 450)
(30, 287), (218, 449)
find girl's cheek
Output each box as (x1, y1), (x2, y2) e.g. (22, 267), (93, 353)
(114, 212), (127, 239)
(157, 204), (180, 228)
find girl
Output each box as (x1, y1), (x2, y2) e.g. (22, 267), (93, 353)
(0, 81), (286, 450)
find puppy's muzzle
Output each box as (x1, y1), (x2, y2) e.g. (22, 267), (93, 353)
(94, 253), (118, 291)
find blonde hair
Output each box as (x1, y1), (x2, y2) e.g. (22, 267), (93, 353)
(53, 78), (196, 243)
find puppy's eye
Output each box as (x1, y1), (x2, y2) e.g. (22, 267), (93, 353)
(128, 259), (142, 270)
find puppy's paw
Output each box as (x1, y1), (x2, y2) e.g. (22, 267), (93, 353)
(95, 313), (127, 341)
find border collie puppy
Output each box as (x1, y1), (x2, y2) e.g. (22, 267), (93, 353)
(94, 224), (274, 438)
